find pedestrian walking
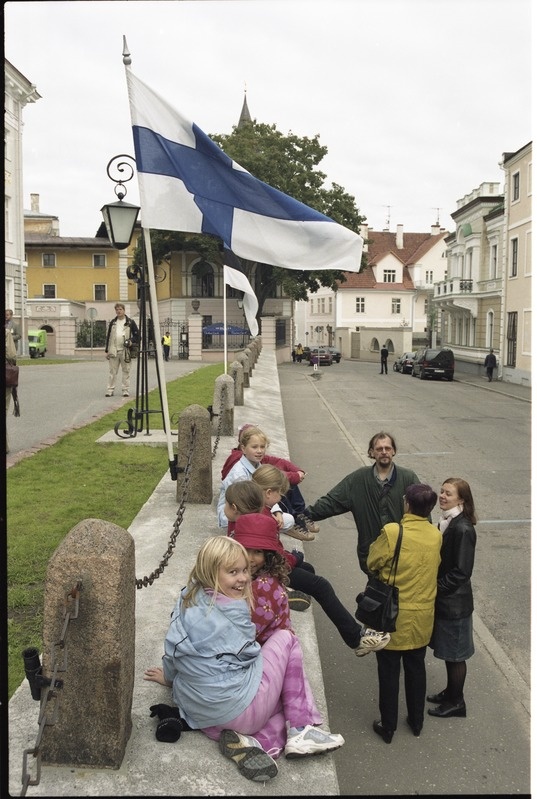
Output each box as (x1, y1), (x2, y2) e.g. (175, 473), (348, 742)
(162, 331), (171, 361)
(380, 345), (389, 374)
(5, 309), (21, 353)
(295, 343), (304, 363)
(484, 349), (497, 382)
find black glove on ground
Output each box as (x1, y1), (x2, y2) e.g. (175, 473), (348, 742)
(149, 704), (181, 721)
(155, 718), (183, 743)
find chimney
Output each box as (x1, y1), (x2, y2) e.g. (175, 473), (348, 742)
(396, 224), (404, 249)
(359, 223), (369, 252)
(431, 224), (441, 235)
(30, 193), (40, 212)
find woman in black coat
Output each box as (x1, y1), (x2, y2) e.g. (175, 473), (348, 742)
(427, 477), (477, 719)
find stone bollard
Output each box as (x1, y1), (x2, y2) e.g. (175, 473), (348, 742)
(40, 518), (135, 768)
(230, 360), (244, 406)
(245, 347), (255, 372)
(212, 373), (235, 437)
(176, 404), (212, 503)
(236, 353), (250, 387)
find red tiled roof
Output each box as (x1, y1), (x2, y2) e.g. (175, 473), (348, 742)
(338, 229), (447, 290)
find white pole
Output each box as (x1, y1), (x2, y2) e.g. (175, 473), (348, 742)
(223, 280), (228, 374)
(143, 227), (175, 466)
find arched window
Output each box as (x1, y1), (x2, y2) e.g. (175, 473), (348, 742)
(191, 260), (215, 298)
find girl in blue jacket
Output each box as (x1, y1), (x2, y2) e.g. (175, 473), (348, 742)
(144, 536), (344, 782)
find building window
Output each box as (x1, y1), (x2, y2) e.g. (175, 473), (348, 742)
(191, 260), (215, 297)
(506, 311), (517, 367)
(391, 298), (401, 314)
(425, 270), (433, 284)
(512, 171), (520, 202)
(510, 238), (518, 277)
(316, 298), (321, 314)
(94, 284), (106, 301)
(490, 244), (498, 279)
(383, 269), (396, 283)
(43, 253), (56, 267)
(43, 284), (56, 299)
(93, 254), (106, 268)
(355, 297), (365, 313)
(328, 296), (333, 314)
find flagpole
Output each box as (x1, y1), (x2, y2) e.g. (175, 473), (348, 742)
(223, 277), (228, 374)
(142, 227), (175, 473)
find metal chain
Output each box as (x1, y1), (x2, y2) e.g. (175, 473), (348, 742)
(135, 421), (197, 589)
(20, 584), (81, 797)
(211, 382), (227, 459)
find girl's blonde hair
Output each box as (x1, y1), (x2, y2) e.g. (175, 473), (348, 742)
(252, 464), (290, 495)
(182, 536), (252, 608)
(225, 481), (265, 515)
(239, 425), (269, 449)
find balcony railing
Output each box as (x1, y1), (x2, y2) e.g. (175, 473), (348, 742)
(435, 278), (473, 296)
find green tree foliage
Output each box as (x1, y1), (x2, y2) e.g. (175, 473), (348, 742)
(135, 120), (366, 316)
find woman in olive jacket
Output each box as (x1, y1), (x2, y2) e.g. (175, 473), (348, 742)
(427, 477), (477, 720)
(367, 484), (442, 743)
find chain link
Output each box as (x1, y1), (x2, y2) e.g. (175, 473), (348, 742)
(20, 584), (81, 796)
(135, 421), (197, 589)
(211, 382), (227, 459)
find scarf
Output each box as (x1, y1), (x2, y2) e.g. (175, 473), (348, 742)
(438, 505), (463, 534)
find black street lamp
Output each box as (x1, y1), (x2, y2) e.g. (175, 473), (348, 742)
(100, 155), (140, 249)
(100, 154), (167, 450)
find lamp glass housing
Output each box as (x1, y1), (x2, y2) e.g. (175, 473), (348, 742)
(101, 199), (140, 249)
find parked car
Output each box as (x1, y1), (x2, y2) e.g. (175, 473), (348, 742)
(393, 354), (404, 372)
(412, 347), (455, 380)
(393, 351), (416, 374)
(308, 347), (333, 366)
(326, 346), (342, 363)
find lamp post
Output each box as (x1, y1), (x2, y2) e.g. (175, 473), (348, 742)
(100, 154), (166, 444)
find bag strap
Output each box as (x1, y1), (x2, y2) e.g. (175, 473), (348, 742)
(386, 523), (403, 585)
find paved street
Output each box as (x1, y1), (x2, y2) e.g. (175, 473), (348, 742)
(278, 358), (530, 795)
(6, 357), (206, 465)
(6, 354), (531, 794)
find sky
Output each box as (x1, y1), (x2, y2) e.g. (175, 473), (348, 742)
(5, 0), (533, 239)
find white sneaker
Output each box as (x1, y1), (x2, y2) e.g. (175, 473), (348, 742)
(355, 628), (391, 657)
(285, 725), (344, 759)
(105, 391), (113, 397)
(219, 730), (278, 781)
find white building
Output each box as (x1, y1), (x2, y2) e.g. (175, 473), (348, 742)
(295, 223), (448, 360)
(4, 59), (41, 355)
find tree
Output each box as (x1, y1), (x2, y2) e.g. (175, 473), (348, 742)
(135, 121), (366, 317)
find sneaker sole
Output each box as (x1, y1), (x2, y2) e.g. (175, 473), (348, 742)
(355, 638), (390, 657)
(285, 742), (343, 759)
(219, 731), (278, 781)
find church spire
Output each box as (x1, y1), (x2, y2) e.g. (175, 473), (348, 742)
(237, 85), (252, 129)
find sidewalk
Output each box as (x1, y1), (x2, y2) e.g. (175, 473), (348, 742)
(8, 349), (340, 796)
(454, 372), (531, 403)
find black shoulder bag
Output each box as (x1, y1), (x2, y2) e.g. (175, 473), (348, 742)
(355, 524), (403, 633)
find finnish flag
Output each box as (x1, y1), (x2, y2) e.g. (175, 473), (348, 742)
(127, 70), (363, 272)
